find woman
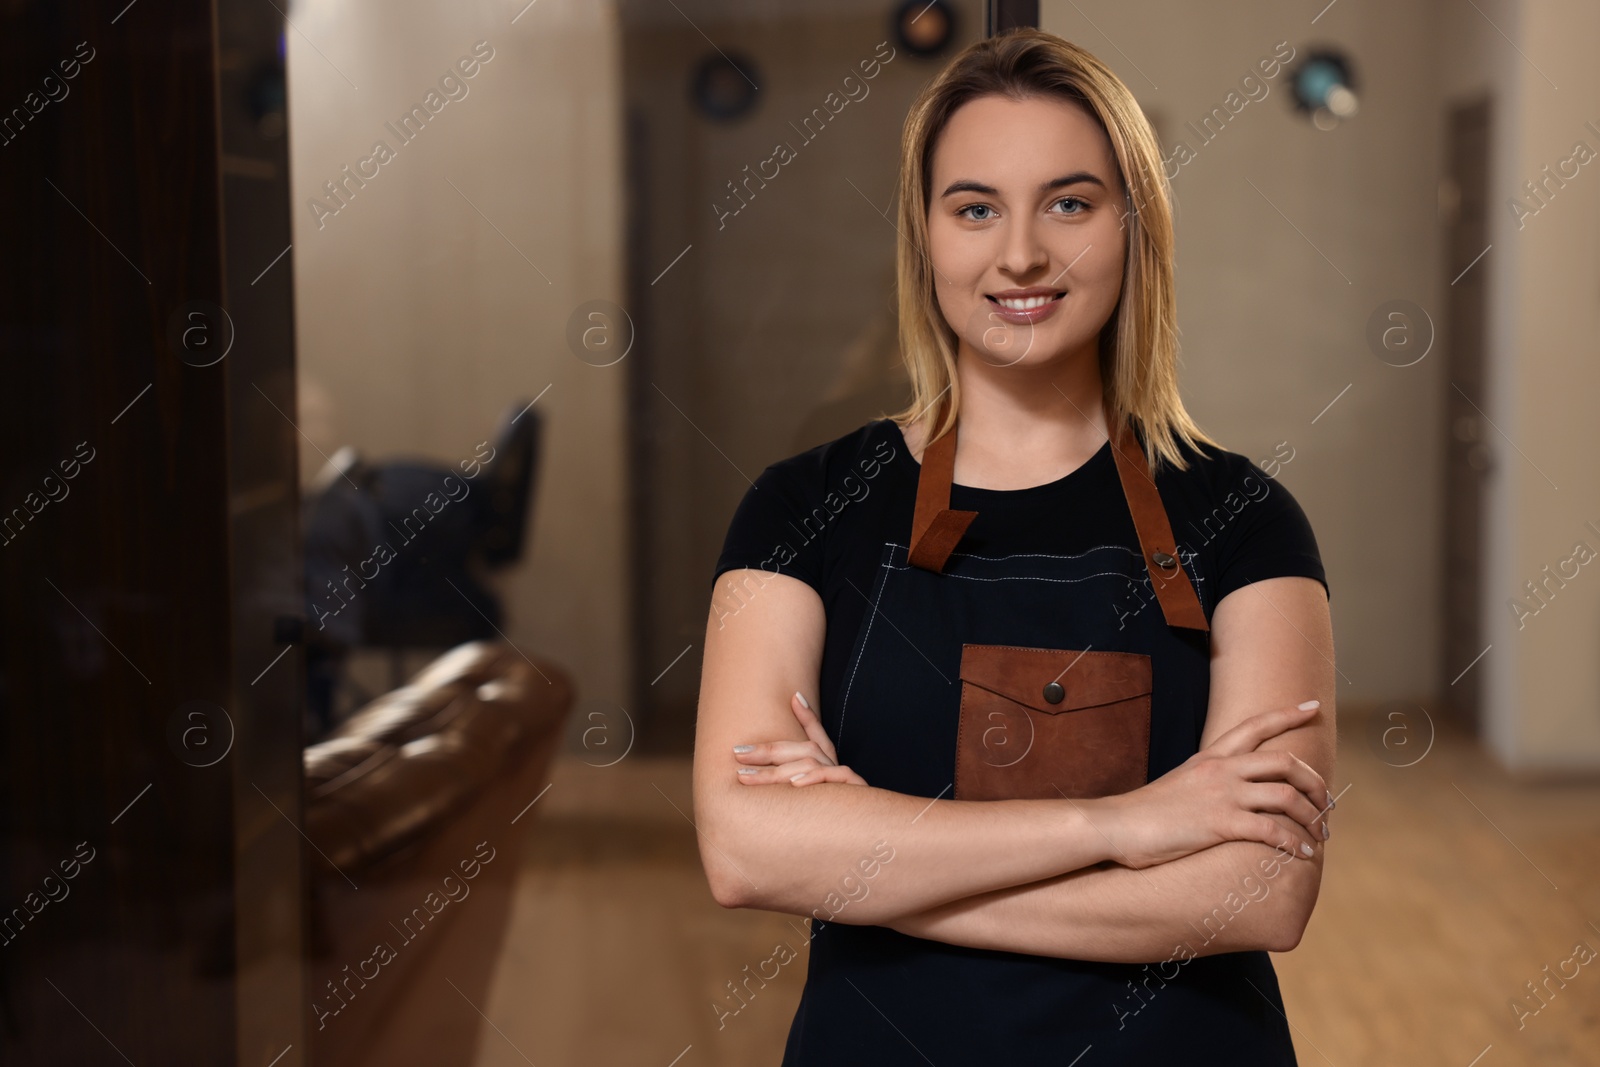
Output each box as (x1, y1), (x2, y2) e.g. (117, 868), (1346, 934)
(693, 28), (1335, 1064)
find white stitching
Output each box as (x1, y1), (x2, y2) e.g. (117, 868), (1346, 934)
(880, 542), (1207, 589)
(882, 565), (1157, 586)
(899, 543), (1142, 563)
(836, 544), (894, 746)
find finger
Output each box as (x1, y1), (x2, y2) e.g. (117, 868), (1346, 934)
(736, 756), (824, 785)
(1236, 811), (1319, 860)
(734, 739), (833, 767)
(1242, 781), (1329, 841)
(1230, 750), (1329, 817)
(790, 691), (834, 757)
(790, 764), (868, 787)
(1205, 701), (1321, 759)
(790, 691), (840, 764)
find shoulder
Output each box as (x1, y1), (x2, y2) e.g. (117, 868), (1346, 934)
(758, 418), (904, 491)
(1151, 432), (1307, 528)
(1153, 432), (1273, 501)
(730, 419), (902, 522)
(711, 419), (904, 593)
(1155, 432), (1328, 602)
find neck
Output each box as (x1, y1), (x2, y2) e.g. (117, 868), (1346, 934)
(948, 334), (1111, 453)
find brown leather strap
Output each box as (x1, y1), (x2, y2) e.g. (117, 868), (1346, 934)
(906, 415), (1209, 633)
(907, 417), (978, 572)
(1107, 420), (1210, 632)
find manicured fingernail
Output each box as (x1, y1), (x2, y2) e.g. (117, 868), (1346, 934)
(1326, 790), (1335, 809)
(1321, 822), (1330, 840)
(1297, 700), (1320, 710)
(790, 772), (807, 783)
(1300, 842), (1315, 857)
(737, 768), (757, 776)
(732, 744), (753, 753)
(795, 691), (810, 709)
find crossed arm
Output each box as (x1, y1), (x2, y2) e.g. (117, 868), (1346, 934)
(885, 575), (1336, 960)
(692, 569), (1335, 961)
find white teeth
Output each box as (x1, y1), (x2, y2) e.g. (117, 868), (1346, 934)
(995, 294), (1057, 310)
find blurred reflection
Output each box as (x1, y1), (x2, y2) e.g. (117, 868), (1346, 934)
(299, 405), (539, 738)
(789, 265), (910, 454)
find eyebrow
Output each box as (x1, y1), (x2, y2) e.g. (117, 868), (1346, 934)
(938, 171), (1108, 198)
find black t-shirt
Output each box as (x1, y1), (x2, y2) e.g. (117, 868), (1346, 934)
(708, 416), (1327, 1064)
(712, 416), (1326, 704)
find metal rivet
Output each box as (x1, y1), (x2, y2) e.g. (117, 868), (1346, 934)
(1151, 550), (1177, 570)
(1042, 681), (1065, 704)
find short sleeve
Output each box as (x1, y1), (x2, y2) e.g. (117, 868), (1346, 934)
(711, 458), (827, 598)
(1207, 454), (1329, 605)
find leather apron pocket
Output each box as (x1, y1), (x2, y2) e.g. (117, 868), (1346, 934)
(955, 644), (1151, 801)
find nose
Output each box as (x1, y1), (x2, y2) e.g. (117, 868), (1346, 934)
(995, 214), (1049, 279)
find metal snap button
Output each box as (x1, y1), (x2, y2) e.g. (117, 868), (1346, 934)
(1151, 550), (1177, 570)
(1042, 681), (1065, 704)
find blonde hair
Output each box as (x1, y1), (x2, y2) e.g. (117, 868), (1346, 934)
(887, 27), (1219, 472)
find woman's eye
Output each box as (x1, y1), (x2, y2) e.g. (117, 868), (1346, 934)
(957, 204), (994, 221)
(1052, 196), (1088, 215)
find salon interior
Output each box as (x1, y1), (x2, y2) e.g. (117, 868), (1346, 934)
(3, 0), (1599, 1063)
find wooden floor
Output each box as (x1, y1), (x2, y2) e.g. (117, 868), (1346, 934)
(472, 709), (1600, 1066)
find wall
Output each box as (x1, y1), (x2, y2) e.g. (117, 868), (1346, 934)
(1041, 0), (1448, 711)
(286, 0), (631, 723)
(1437, 0), (1600, 771)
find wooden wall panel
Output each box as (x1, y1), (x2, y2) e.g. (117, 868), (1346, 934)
(0, 2), (305, 1063)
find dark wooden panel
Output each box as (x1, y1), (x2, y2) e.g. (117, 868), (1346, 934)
(0, 1), (304, 1063)
(989, 0), (1040, 34)
(214, 1), (309, 1063)
(1440, 97), (1491, 732)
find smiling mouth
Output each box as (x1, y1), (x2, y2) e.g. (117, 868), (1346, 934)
(987, 292), (1066, 311)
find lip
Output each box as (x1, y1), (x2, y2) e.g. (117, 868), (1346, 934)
(986, 287), (1066, 325)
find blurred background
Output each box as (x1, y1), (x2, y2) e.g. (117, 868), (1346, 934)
(3, 0), (1599, 1063)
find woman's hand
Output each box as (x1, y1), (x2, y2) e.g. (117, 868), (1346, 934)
(732, 690), (869, 787)
(1096, 700), (1332, 870)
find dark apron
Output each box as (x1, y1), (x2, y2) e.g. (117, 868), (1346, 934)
(785, 414), (1300, 1065)
(829, 413), (1210, 795)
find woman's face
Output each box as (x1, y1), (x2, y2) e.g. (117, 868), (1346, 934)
(925, 93), (1130, 371)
